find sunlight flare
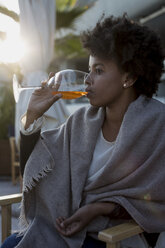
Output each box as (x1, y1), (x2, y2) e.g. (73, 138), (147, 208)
(0, 13), (27, 63)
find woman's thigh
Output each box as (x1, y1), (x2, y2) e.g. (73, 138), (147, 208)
(1, 233), (105, 248)
(82, 236), (106, 248)
(1, 233), (23, 248)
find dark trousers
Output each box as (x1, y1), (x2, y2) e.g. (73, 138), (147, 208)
(1, 233), (106, 248)
(1, 233), (23, 248)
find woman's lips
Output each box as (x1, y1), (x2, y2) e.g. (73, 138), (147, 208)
(86, 88), (93, 97)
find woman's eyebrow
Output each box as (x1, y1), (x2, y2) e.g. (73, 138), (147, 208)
(89, 63), (104, 69)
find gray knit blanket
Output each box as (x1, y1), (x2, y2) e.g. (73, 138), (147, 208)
(16, 95), (165, 248)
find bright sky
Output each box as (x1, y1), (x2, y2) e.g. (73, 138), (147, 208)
(0, 0), (26, 63)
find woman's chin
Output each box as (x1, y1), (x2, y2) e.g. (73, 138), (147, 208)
(89, 100), (103, 108)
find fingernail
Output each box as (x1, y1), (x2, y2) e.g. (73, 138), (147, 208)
(60, 222), (64, 228)
(56, 93), (62, 98)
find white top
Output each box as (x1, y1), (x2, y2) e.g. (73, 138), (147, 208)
(86, 130), (115, 184)
(21, 114), (44, 135)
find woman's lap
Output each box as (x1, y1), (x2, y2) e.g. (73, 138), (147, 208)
(1, 233), (23, 248)
(1, 233), (105, 248)
(82, 236), (106, 248)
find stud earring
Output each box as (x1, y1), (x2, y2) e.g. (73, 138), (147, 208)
(123, 83), (127, 88)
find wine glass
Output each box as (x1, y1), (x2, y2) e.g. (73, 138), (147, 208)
(13, 69), (88, 101)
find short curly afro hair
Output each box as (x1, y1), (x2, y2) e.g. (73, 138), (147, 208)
(81, 14), (164, 97)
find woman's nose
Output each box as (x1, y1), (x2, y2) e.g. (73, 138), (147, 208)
(84, 73), (92, 86)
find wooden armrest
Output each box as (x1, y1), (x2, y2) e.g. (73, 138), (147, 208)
(98, 221), (143, 246)
(0, 193), (22, 242)
(0, 193), (22, 206)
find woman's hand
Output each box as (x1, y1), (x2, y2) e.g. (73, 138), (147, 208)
(56, 202), (116, 237)
(56, 205), (94, 237)
(25, 73), (62, 129)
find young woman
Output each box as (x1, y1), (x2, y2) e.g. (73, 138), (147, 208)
(1, 14), (165, 248)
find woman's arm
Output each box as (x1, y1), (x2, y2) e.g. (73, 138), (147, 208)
(20, 130), (40, 176)
(20, 74), (62, 176)
(56, 202), (131, 237)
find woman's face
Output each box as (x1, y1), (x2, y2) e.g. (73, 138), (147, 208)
(85, 55), (128, 107)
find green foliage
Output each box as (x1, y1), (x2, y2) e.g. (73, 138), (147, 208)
(56, 0), (92, 29)
(56, 7), (88, 29)
(0, 1), (93, 30)
(0, 1), (94, 61)
(55, 34), (88, 59)
(0, 83), (15, 139)
(56, 0), (78, 10)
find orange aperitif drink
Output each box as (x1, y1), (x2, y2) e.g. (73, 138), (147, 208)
(52, 91), (87, 99)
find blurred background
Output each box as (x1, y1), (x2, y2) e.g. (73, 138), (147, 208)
(0, 0), (164, 177)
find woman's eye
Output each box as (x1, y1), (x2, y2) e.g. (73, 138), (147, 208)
(95, 68), (103, 75)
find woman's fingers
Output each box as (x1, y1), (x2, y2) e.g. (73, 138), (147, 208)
(56, 221), (79, 237)
(48, 72), (55, 79)
(56, 217), (68, 235)
(47, 72), (55, 87)
(56, 215), (82, 237)
(60, 215), (75, 228)
(56, 217), (65, 225)
(41, 81), (48, 88)
(50, 93), (62, 104)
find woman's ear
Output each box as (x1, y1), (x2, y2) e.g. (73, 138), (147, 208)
(123, 73), (137, 88)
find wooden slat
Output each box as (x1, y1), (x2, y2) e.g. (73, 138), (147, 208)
(0, 193), (22, 206)
(98, 221), (143, 244)
(1, 205), (11, 242)
(9, 136), (20, 185)
(0, 193), (22, 242)
(14, 162), (20, 167)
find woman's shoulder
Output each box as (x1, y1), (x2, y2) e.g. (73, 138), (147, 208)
(142, 97), (165, 123)
(149, 97), (165, 114)
(134, 95), (165, 115)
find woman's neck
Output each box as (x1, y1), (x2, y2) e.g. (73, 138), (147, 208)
(102, 91), (138, 142)
(106, 90), (138, 124)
